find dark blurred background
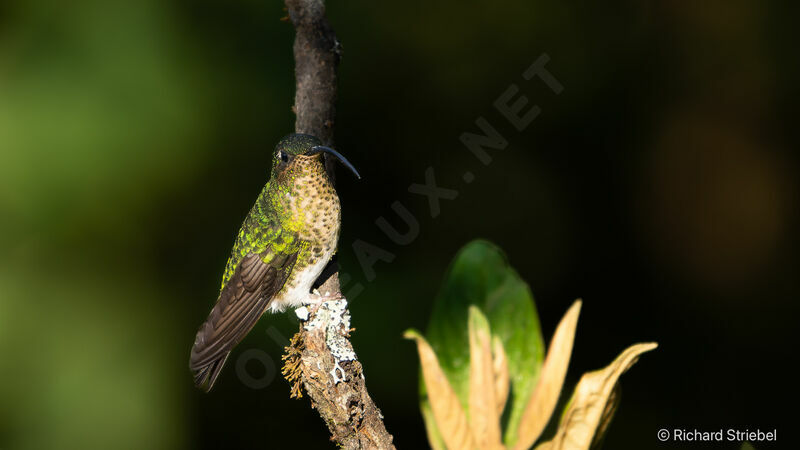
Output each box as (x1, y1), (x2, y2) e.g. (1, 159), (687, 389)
(1, 1), (797, 449)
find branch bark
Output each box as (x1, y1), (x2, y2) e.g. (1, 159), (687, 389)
(282, 1), (395, 448)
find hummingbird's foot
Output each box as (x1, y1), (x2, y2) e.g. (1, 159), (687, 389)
(304, 289), (332, 315)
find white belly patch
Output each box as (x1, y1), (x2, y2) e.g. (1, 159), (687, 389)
(267, 246), (335, 313)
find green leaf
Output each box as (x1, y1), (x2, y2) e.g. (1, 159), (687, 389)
(420, 239), (545, 447)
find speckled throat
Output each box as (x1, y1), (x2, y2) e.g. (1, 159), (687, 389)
(276, 152), (341, 245)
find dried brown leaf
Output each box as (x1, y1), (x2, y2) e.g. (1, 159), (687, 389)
(468, 307), (503, 449)
(421, 402), (448, 450)
(513, 300), (582, 450)
(492, 335), (510, 418)
(542, 342), (658, 450)
(405, 329), (476, 450)
(590, 384), (620, 449)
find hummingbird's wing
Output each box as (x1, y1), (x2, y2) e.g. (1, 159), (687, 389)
(190, 248), (299, 392)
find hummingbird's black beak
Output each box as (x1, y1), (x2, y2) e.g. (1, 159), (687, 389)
(306, 146), (361, 179)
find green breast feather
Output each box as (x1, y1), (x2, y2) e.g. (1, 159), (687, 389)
(220, 184), (304, 291)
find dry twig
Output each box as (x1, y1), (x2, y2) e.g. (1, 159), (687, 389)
(282, 1), (395, 448)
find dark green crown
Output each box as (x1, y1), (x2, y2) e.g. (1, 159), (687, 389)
(276, 133), (322, 156)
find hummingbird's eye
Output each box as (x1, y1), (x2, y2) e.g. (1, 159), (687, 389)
(279, 151), (289, 163)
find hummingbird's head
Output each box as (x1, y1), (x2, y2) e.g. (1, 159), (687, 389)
(271, 133), (360, 180)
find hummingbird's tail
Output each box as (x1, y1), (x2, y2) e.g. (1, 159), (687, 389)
(191, 353), (229, 392)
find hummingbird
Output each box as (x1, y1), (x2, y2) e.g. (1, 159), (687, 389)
(190, 133), (360, 392)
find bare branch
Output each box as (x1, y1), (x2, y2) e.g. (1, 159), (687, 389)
(286, 0), (340, 179)
(283, 1), (395, 448)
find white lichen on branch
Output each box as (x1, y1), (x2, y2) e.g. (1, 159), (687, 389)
(302, 298), (356, 366)
(287, 289), (395, 448)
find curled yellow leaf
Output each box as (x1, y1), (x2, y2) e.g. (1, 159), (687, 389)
(492, 335), (510, 418)
(590, 385), (620, 449)
(468, 307), (503, 449)
(421, 402), (447, 450)
(513, 300), (582, 450)
(543, 342), (658, 450)
(405, 329), (476, 450)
